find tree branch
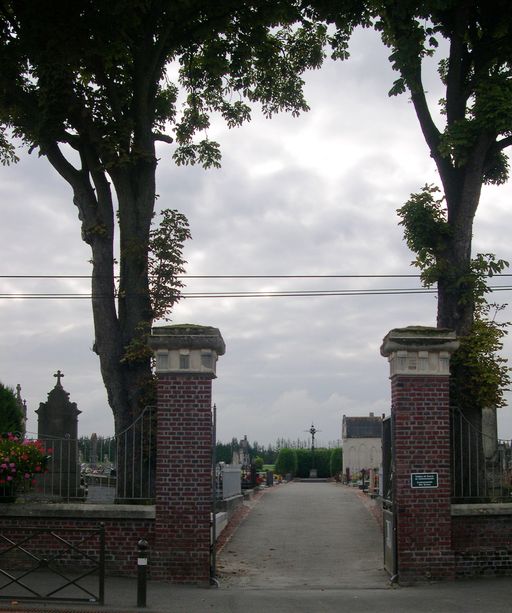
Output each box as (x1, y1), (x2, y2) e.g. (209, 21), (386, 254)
(445, 5), (470, 125)
(153, 132), (173, 144)
(495, 135), (512, 152)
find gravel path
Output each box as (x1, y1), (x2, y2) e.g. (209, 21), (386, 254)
(217, 482), (387, 589)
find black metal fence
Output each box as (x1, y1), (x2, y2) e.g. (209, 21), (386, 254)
(0, 525), (105, 604)
(18, 406), (155, 504)
(451, 406), (512, 503)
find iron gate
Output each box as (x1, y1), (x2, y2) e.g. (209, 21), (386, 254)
(0, 524), (105, 604)
(382, 415), (397, 579)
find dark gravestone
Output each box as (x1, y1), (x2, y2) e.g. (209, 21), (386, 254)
(36, 371), (83, 499)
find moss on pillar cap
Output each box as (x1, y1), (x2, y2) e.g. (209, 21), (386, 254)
(380, 326), (459, 356)
(149, 324), (226, 355)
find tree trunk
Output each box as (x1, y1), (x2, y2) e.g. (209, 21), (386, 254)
(45, 142), (157, 500)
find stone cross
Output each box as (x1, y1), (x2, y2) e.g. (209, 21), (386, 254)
(54, 370), (64, 386)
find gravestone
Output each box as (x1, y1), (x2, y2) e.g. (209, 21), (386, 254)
(15, 384), (27, 435)
(90, 432), (98, 465)
(36, 371), (83, 499)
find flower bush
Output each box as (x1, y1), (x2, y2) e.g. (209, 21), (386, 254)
(0, 434), (51, 495)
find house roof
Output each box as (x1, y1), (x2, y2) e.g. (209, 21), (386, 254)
(343, 416), (382, 439)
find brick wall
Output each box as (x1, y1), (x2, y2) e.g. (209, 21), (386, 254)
(0, 513), (154, 576)
(152, 373), (213, 582)
(391, 375), (455, 582)
(452, 513), (512, 577)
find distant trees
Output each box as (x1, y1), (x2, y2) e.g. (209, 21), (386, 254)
(216, 438), (341, 467)
(275, 446), (343, 478)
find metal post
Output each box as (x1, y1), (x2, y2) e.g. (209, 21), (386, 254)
(137, 539), (149, 607)
(98, 523), (105, 605)
(210, 404), (219, 586)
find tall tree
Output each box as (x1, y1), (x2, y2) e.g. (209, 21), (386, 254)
(0, 1), (328, 437)
(310, 0), (512, 335)
(310, 0), (512, 495)
(374, 0), (512, 336)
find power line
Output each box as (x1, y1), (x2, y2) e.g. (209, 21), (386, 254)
(0, 273), (427, 279)
(1, 285), (511, 299)
(2, 273), (512, 279)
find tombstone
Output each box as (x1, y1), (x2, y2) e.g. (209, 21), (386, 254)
(36, 370), (82, 499)
(90, 432), (98, 465)
(15, 384), (27, 435)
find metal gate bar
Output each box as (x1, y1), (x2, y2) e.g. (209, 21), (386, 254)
(0, 524), (105, 604)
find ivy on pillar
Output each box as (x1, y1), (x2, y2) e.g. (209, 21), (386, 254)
(148, 324), (225, 583)
(381, 326), (459, 583)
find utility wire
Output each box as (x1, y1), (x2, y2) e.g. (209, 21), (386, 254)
(1, 285), (511, 299)
(1, 273), (425, 279)
(1, 273), (512, 279)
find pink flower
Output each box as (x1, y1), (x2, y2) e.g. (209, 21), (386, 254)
(6, 476), (13, 481)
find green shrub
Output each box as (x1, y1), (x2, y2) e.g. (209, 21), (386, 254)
(0, 383), (23, 436)
(314, 449), (331, 478)
(275, 448), (297, 478)
(296, 448), (311, 478)
(330, 448), (343, 477)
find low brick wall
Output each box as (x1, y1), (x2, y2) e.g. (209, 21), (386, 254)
(452, 504), (512, 577)
(0, 503), (155, 577)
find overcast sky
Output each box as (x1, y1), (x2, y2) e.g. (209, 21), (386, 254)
(1, 27), (512, 447)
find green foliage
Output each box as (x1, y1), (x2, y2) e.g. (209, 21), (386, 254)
(398, 185), (511, 412)
(451, 304), (511, 412)
(275, 448), (298, 477)
(296, 447), (312, 477)
(253, 456), (264, 470)
(312, 448), (331, 478)
(329, 447), (343, 477)
(0, 383), (23, 436)
(148, 209), (191, 321)
(397, 185), (451, 286)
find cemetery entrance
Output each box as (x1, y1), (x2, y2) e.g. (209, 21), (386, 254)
(217, 481), (387, 588)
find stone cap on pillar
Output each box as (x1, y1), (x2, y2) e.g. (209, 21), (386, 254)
(380, 326), (459, 377)
(149, 324), (225, 376)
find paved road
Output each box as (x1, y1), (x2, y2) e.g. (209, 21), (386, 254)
(218, 481), (387, 589)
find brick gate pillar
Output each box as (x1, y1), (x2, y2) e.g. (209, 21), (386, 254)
(380, 327), (459, 583)
(148, 324), (225, 583)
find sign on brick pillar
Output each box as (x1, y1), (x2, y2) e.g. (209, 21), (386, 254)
(380, 327), (459, 583)
(148, 325), (226, 583)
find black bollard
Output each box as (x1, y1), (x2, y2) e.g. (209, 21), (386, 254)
(137, 539), (149, 608)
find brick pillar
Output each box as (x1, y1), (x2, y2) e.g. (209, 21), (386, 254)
(380, 327), (459, 583)
(148, 324), (225, 583)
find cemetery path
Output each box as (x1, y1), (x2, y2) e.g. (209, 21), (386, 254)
(217, 481), (387, 589)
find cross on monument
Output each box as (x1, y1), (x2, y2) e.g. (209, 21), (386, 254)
(305, 423), (321, 469)
(54, 370), (65, 386)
